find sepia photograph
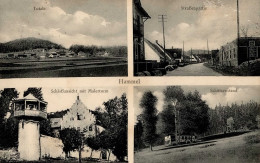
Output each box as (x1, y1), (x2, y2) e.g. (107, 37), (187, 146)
(133, 0), (260, 76)
(0, 87), (128, 162)
(0, 0), (127, 78)
(134, 85), (260, 163)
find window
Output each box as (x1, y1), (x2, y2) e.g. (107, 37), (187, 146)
(77, 113), (82, 120)
(89, 125), (92, 131)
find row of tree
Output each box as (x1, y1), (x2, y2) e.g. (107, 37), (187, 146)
(135, 86), (210, 151)
(69, 44), (127, 57)
(207, 101), (260, 135)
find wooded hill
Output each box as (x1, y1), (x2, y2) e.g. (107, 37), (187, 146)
(0, 37), (65, 53)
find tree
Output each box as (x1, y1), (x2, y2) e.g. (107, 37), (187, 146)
(85, 136), (101, 159)
(59, 128), (83, 161)
(134, 120), (145, 151)
(160, 104), (175, 135)
(139, 91), (158, 151)
(163, 86), (185, 103)
(184, 90), (210, 134)
(0, 88), (19, 123)
(23, 87), (44, 101)
(162, 87), (210, 136)
(211, 101), (260, 132)
(40, 119), (52, 136)
(161, 86), (185, 137)
(0, 88), (19, 148)
(91, 93), (128, 161)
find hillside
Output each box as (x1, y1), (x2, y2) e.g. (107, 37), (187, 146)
(0, 37), (65, 53)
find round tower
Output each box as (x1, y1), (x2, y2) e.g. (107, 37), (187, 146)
(13, 94), (47, 161)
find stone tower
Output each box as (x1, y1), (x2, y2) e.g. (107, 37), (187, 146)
(13, 94), (47, 161)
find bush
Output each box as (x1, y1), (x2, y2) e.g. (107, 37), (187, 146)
(244, 132), (260, 144)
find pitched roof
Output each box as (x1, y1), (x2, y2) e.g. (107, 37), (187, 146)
(144, 39), (165, 59)
(134, 0), (151, 18)
(147, 39), (174, 61)
(24, 94), (38, 100)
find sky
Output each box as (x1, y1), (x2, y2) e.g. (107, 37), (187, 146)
(134, 85), (260, 121)
(141, 0), (260, 51)
(1, 87), (127, 113)
(0, 0), (127, 48)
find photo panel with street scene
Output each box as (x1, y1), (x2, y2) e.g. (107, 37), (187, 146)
(134, 85), (260, 163)
(133, 0), (260, 76)
(0, 86), (128, 162)
(0, 0), (127, 78)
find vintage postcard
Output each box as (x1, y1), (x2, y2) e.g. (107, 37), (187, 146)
(0, 0), (260, 163)
(133, 0), (260, 76)
(0, 0), (127, 78)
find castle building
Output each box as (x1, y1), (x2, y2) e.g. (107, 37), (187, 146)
(50, 96), (101, 137)
(13, 94), (47, 161)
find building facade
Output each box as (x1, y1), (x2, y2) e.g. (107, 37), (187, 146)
(133, 0), (152, 74)
(133, 0), (150, 62)
(48, 95), (116, 161)
(218, 37), (260, 67)
(50, 96), (100, 138)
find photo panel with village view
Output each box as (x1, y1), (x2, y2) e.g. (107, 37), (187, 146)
(0, 87), (128, 162)
(134, 85), (260, 163)
(0, 0), (127, 78)
(133, 0), (260, 76)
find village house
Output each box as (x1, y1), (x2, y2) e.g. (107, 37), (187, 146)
(78, 51), (90, 58)
(133, 0), (152, 74)
(165, 47), (183, 62)
(218, 37), (260, 67)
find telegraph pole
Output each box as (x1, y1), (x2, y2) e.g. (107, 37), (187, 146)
(207, 39), (211, 64)
(158, 15), (167, 64)
(182, 41), (184, 61)
(190, 48), (192, 63)
(237, 0), (240, 40)
(237, 0), (241, 67)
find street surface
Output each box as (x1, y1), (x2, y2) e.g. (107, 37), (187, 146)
(135, 130), (260, 163)
(166, 63), (222, 76)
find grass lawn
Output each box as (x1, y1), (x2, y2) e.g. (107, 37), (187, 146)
(135, 130), (260, 163)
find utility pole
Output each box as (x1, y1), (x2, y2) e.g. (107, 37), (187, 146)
(190, 48), (192, 63)
(237, 0), (240, 40)
(207, 39), (210, 64)
(158, 15), (167, 65)
(237, 0), (242, 68)
(182, 41), (184, 61)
